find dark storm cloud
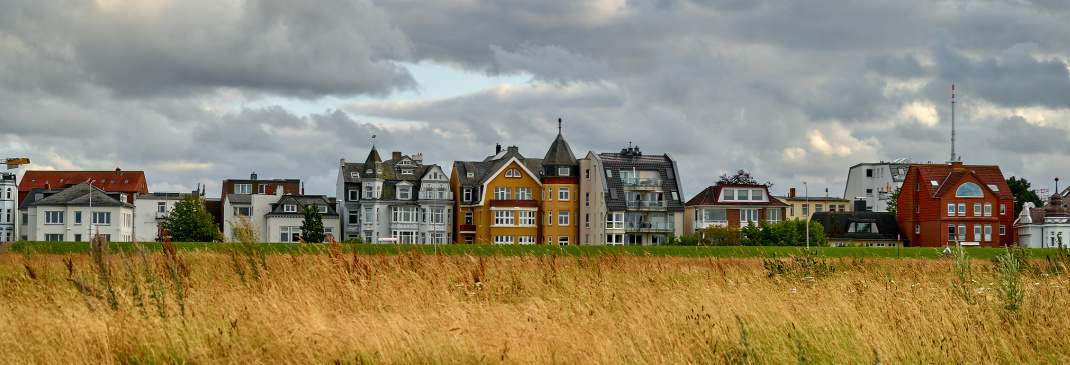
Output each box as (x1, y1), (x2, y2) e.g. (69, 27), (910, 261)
(931, 43), (1070, 109)
(987, 116), (1069, 154)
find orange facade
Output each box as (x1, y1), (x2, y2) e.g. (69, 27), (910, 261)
(897, 162), (1014, 247)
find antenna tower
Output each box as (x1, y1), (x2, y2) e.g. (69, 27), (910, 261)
(950, 84), (956, 162)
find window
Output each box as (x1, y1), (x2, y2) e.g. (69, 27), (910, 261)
(984, 203), (992, 217)
(319, 206), (328, 213)
(547, 187), (553, 201)
(738, 189), (749, 200)
(558, 236), (570, 245)
(955, 183), (983, 197)
(948, 225), (956, 241)
(401, 169), (413, 175)
(815, 205), (823, 213)
(284, 205), (297, 213)
(22, 213), (27, 225)
(1000, 225), (1006, 235)
(234, 207), (251, 217)
(505, 168), (521, 178)
(839, 205), (846, 212)
(74, 234), (82, 242)
(931, 180), (939, 187)
(740, 209), (759, 225)
(348, 214), (359, 224)
(1000, 204), (1006, 215)
(494, 235), (514, 245)
(607, 213), (624, 229)
(752, 190), (763, 201)
(516, 187), (532, 200)
(258, 184), (267, 194)
(958, 203), (966, 217)
(866, 189), (873, 196)
(866, 168), (873, 177)
(974, 225), (982, 241)
(700, 209), (727, 223)
(558, 167), (570, 176)
(464, 212), (473, 225)
(392, 207), (418, 223)
(915, 205), (920, 213)
(430, 208), (446, 224)
(518, 236), (536, 245)
(45, 211), (64, 224)
(948, 203), (955, 216)
(672, 191), (679, 201)
(349, 190), (359, 201)
(364, 208), (374, 223)
(558, 187), (570, 201)
(585, 213), (589, 228)
(463, 189), (472, 201)
(158, 202), (166, 213)
(234, 184), (252, 194)
(324, 227), (334, 241)
(494, 210), (515, 225)
(585, 169), (590, 179)
(364, 185), (374, 199)
(984, 225), (992, 242)
(397, 186), (411, 200)
(790, 206), (794, 216)
(75, 211), (82, 225)
(547, 211), (553, 225)
(958, 224), (966, 241)
(558, 211), (570, 226)
(494, 187), (511, 200)
(915, 225), (920, 234)
(974, 203), (981, 217)
(45, 234), (64, 242)
(802, 204), (809, 217)
(392, 231), (417, 244)
(766, 209), (781, 224)
(99, 234), (111, 242)
(605, 169), (612, 178)
(518, 211), (536, 226)
(723, 189), (735, 201)
(585, 193), (590, 207)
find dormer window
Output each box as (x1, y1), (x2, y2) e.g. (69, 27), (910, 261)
(558, 167), (570, 176)
(398, 186), (412, 199)
(955, 182), (983, 198)
(351, 172), (359, 179)
(848, 222), (878, 233)
(402, 169), (413, 175)
(366, 169), (373, 174)
(467, 172), (474, 178)
(319, 206), (328, 213)
(284, 205), (297, 213)
(505, 168), (521, 178)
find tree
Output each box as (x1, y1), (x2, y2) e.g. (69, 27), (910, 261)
(1006, 176), (1043, 217)
(886, 186), (901, 217)
(718, 169), (773, 188)
(160, 194), (223, 242)
(301, 203), (326, 243)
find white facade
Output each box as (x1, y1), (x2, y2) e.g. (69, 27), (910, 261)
(21, 183), (134, 242)
(223, 187), (341, 243)
(133, 192), (194, 242)
(1, 173), (16, 242)
(1017, 202), (1070, 248)
(223, 189), (281, 242)
(842, 159), (913, 212)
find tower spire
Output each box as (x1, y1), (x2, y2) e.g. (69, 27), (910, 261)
(951, 84), (956, 162)
(558, 118), (562, 134)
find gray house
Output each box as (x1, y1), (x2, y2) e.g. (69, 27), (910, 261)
(336, 147), (452, 244)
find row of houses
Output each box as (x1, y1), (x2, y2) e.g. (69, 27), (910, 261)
(0, 122), (1055, 248)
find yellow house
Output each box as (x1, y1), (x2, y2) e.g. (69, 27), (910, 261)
(451, 120), (579, 244)
(777, 187), (852, 222)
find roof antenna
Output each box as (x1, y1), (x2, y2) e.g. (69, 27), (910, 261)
(950, 84), (956, 163)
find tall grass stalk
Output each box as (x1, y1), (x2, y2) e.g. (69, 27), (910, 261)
(993, 247), (1025, 313)
(951, 241), (973, 303)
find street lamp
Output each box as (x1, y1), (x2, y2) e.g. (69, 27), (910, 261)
(86, 179), (94, 241)
(804, 181), (809, 250)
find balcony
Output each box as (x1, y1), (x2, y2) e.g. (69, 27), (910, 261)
(624, 221), (674, 232)
(419, 191), (454, 200)
(155, 211), (168, 219)
(490, 199), (539, 208)
(390, 222), (419, 230)
(626, 200), (667, 210)
(621, 177), (662, 190)
(459, 224), (476, 233)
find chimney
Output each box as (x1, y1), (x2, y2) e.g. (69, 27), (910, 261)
(115, 167), (121, 172)
(790, 188), (796, 198)
(45, 181), (50, 190)
(393, 151), (402, 161)
(301, 183), (305, 195)
(413, 153), (423, 165)
(507, 146), (519, 154)
(495, 143), (502, 154)
(251, 172), (258, 180)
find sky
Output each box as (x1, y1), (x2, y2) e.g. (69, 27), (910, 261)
(3, 0), (1070, 200)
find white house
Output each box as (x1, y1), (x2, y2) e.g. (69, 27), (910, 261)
(21, 182), (134, 242)
(842, 159), (913, 212)
(1, 173), (16, 242)
(1016, 195), (1070, 248)
(133, 192), (196, 242)
(223, 186), (340, 243)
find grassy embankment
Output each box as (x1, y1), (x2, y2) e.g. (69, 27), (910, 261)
(2, 239), (1070, 363)
(8, 240), (1065, 259)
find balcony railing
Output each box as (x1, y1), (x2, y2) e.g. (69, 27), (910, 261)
(459, 224), (476, 233)
(626, 200), (667, 210)
(624, 221), (674, 232)
(419, 191), (454, 200)
(621, 177), (662, 189)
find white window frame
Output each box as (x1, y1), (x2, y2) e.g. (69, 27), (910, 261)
(1000, 224), (1006, 235)
(234, 206), (251, 217)
(494, 210), (515, 226)
(974, 203), (981, 217)
(494, 187), (511, 200)
(723, 189), (734, 201)
(958, 203), (966, 217)
(984, 225), (992, 241)
(234, 184), (252, 194)
(516, 187), (532, 200)
(974, 225), (981, 242)
(1000, 204), (1006, 215)
(398, 186), (411, 200)
(607, 212), (624, 229)
(558, 187), (570, 201)
(157, 202), (166, 213)
(984, 203), (992, 217)
(463, 189), (472, 201)
(392, 207), (418, 223)
(558, 236), (570, 245)
(518, 211), (536, 226)
(558, 167), (570, 176)
(45, 211), (64, 224)
(518, 236), (536, 245)
(349, 190), (359, 201)
(740, 209), (759, 225)
(494, 235), (515, 245)
(766, 208), (781, 224)
(284, 205), (297, 213)
(558, 211), (570, 226)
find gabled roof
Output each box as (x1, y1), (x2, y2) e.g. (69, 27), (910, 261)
(911, 163), (1013, 200)
(31, 182), (132, 208)
(810, 211), (902, 241)
(596, 147), (685, 211)
(454, 146), (544, 188)
(19, 170), (148, 193)
(265, 195), (339, 217)
(685, 184), (789, 207)
(341, 148), (435, 184)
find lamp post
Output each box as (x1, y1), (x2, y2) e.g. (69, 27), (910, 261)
(86, 179), (94, 241)
(804, 181), (809, 250)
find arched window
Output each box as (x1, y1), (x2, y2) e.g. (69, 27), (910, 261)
(955, 182), (983, 197)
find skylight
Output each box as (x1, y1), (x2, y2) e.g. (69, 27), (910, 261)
(987, 184), (999, 192)
(930, 180), (938, 186)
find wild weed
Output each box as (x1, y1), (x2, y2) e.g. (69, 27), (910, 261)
(993, 247), (1025, 314)
(951, 242), (974, 303)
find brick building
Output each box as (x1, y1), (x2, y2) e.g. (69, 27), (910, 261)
(896, 161), (1014, 247)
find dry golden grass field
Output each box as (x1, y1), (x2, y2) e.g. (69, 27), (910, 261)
(1, 243), (1068, 364)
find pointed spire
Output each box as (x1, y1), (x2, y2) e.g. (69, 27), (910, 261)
(543, 118), (577, 166)
(558, 118), (562, 135)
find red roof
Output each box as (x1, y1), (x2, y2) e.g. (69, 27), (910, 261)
(685, 184), (788, 207)
(911, 163), (1013, 200)
(19, 170), (148, 194)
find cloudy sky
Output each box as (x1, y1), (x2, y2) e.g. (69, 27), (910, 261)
(3, 0), (1070, 200)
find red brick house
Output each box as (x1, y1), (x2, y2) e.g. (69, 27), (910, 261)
(18, 169), (148, 204)
(683, 183), (788, 233)
(897, 161), (1014, 247)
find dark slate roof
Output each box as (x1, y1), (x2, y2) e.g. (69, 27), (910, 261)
(341, 149), (435, 184)
(542, 133), (577, 166)
(810, 211), (902, 241)
(685, 184), (788, 207)
(597, 149), (684, 212)
(265, 195), (340, 218)
(454, 146), (544, 188)
(31, 182), (132, 208)
(227, 194), (252, 204)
